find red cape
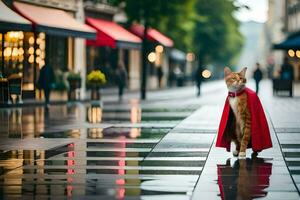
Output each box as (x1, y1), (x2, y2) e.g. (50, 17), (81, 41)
(216, 87), (272, 152)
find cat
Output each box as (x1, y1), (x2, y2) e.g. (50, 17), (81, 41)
(224, 67), (251, 158)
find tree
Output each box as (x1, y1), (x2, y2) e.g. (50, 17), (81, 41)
(113, 0), (187, 99)
(193, 0), (244, 68)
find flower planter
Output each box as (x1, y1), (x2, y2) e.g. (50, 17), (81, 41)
(87, 70), (106, 101)
(67, 72), (82, 101)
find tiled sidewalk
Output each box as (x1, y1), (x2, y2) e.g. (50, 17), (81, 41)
(190, 80), (300, 199)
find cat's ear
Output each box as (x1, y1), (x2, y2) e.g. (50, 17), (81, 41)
(224, 67), (232, 78)
(239, 67), (247, 77)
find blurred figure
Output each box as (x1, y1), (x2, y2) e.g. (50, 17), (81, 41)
(194, 65), (203, 96)
(38, 64), (55, 107)
(115, 61), (128, 101)
(157, 66), (164, 88)
(253, 62), (263, 94)
(280, 57), (294, 80)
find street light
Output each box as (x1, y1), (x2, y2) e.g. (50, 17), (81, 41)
(186, 52), (195, 62)
(147, 52), (156, 63)
(288, 49), (295, 57)
(296, 50), (300, 58)
(155, 45), (164, 53)
(202, 69), (212, 79)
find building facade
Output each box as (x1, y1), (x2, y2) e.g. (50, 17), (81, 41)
(268, 0), (300, 80)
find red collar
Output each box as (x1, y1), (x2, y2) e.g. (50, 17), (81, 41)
(228, 89), (245, 97)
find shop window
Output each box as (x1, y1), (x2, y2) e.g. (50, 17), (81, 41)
(46, 35), (68, 72)
(2, 31), (24, 77)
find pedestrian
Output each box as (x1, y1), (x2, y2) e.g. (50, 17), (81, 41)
(253, 62), (263, 94)
(157, 66), (164, 88)
(115, 61), (127, 101)
(38, 64), (55, 108)
(194, 65), (203, 96)
(280, 57), (294, 80)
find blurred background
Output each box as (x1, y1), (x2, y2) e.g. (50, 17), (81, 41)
(0, 0), (299, 102)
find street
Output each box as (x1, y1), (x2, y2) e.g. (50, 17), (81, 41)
(1, 80), (300, 199)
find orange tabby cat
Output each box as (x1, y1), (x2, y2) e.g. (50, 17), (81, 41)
(224, 67), (251, 158)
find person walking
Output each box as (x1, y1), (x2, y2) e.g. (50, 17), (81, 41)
(194, 65), (203, 97)
(115, 62), (128, 101)
(157, 66), (164, 88)
(38, 64), (55, 107)
(253, 62), (263, 94)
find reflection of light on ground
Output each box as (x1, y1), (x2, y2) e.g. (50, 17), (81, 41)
(88, 128), (103, 138)
(130, 128), (141, 138)
(87, 106), (102, 123)
(67, 143), (75, 175)
(130, 99), (141, 123)
(116, 136), (126, 199)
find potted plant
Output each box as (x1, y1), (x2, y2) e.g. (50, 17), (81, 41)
(87, 70), (106, 100)
(67, 71), (82, 100)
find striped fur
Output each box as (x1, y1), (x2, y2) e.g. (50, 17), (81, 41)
(224, 67), (251, 157)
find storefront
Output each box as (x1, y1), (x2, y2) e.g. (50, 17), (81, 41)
(130, 24), (174, 89)
(1, 1), (96, 100)
(274, 33), (300, 81)
(86, 17), (142, 90)
(0, 1), (32, 102)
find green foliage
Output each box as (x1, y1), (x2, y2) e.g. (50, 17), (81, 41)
(113, 0), (244, 67)
(194, 0), (244, 66)
(87, 70), (106, 89)
(53, 70), (68, 91)
(67, 71), (82, 81)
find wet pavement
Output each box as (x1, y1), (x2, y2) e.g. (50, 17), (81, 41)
(0, 80), (300, 199)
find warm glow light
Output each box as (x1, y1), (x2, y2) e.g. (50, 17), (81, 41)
(39, 60), (45, 68)
(155, 45), (164, 53)
(4, 47), (12, 57)
(28, 47), (34, 55)
(36, 57), (41, 63)
(88, 128), (103, 139)
(40, 43), (45, 50)
(12, 48), (18, 57)
(130, 107), (141, 123)
(186, 52), (195, 62)
(296, 50), (300, 58)
(19, 32), (24, 39)
(87, 106), (102, 123)
(28, 55), (34, 63)
(29, 36), (34, 45)
(288, 49), (295, 57)
(39, 32), (45, 39)
(202, 69), (212, 78)
(18, 48), (24, 55)
(36, 49), (41, 55)
(19, 55), (24, 62)
(36, 38), (41, 45)
(148, 52), (156, 63)
(129, 128), (141, 138)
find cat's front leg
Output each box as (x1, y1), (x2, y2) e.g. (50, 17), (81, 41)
(233, 139), (240, 157)
(239, 124), (251, 158)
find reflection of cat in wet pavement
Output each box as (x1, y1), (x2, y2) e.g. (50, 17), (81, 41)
(217, 157), (272, 200)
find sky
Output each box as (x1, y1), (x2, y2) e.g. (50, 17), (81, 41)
(234, 0), (268, 23)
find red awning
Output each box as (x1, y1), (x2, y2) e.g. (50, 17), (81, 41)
(130, 24), (173, 47)
(86, 17), (142, 49)
(13, 2), (96, 39)
(0, 1), (32, 31)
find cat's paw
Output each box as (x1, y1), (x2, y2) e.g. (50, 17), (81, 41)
(251, 151), (258, 158)
(233, 150), (239, 157)
(238, 152), (246, 159)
